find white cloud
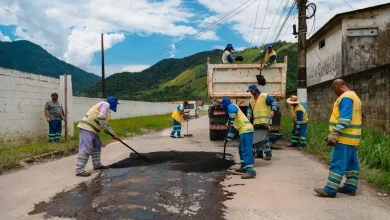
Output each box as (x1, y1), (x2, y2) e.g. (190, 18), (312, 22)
(0, 31), (11, 41)
(87, 64), (151, 76)
(169, 43), (176, 58)
(197, 0), (390, 45)
(0, 0), (208, 70)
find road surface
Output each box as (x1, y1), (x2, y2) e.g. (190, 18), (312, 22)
(0, 116), (389, 220)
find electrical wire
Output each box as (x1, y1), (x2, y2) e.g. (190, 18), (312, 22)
(106, 0), (257, 61)
(273, 1), (296, 42)
(255, 0), (270, 45)
(263, 0), (286, 44)
(250, 0), (261, 47)
(270, 0), (292, 43)
(280, 8), (298, 39)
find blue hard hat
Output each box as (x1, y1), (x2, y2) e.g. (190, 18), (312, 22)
(267, 43), (273, 48)
(106, 96), (119, 112)
(247, 84), (261, 94)
(221, 97), (232, 114)
(225, 44), (234, 51)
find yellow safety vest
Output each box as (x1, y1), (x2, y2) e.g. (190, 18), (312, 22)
(171, 104), (184, 123)
(292, 104), (309, 123)
(77, 101), (111, 134)
(262, 50), (277, 65)
(329, 91), (362, 146)
(250, 93), (271, 125)
(232, 104), (254, 135)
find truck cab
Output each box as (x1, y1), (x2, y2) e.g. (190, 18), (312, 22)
(207, 57), (288, 141)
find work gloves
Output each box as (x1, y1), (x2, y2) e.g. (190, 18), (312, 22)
(326, 130), (340, 146)
(235, 56), (244, 61)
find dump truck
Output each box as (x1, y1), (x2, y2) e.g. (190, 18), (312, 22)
(207, 57), (288, 141)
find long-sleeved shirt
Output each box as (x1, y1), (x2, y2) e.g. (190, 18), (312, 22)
(333, 97), (353, 134)
(262, 48), (277, 66)
(226, 105), (238, 142)
(222, 50), (234, 63)
(98, 102), (115, 135)
(247, 93), (278, 120)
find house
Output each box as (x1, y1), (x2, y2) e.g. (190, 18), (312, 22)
(306, 3), (390, 86)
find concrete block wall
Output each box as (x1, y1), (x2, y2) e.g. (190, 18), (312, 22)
(71, 97), (177, 121)
(307, 64), (390, 133)
(0, 68), (61, 147)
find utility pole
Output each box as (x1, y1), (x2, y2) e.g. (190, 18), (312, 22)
(101, 33), (106, 98)
(296, 0), (308, 110)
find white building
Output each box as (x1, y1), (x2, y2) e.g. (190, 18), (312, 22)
(306, 3), (390, 86)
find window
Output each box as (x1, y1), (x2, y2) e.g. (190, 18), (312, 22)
(185, 104), (195, 109)
(319, 39), (325, 49)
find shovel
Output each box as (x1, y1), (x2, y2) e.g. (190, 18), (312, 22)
(116, 138), (148, 159)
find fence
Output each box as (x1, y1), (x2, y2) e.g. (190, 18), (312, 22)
(0, 68), (177, 148)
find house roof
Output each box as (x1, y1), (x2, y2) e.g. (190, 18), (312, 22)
(306, 2), (390, 45)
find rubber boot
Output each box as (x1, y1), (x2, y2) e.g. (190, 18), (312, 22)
(76, 171), (91, 177)
(170, 135), (176, 138)
(338, 187), (356, 196)
(314, 188), (336, 198)
(241, 173), (256, 179)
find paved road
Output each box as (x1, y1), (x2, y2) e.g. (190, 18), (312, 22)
(0, 116), (390, 220)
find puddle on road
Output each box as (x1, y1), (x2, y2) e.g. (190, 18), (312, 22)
(29, 151), (235, 220)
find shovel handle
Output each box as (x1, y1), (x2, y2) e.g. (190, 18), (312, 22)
(116, 138), (142, 157)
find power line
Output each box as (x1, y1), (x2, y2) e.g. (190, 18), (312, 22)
(281, 8), (298, 40)
(273, 1), (296, 42)
(342, 0), (390, 49)
(263, 0), (286, 44)
(0, 5), (69, 42)
(255, 0), (270, 46)
(270, 0), (292, 43)
(107, 0), (258, 61)
(250, 0), (261, 46)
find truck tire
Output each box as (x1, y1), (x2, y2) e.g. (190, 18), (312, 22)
(209, 129), (219, 141)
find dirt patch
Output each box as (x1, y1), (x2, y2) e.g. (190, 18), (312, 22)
(29, 151), (235, 220)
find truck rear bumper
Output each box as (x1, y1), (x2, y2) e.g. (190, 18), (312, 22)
(209, 125), (228, 130)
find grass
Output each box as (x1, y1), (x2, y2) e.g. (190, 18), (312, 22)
(0, 114), (173, 173)
(199, 110), (208, 116)
(281, 116), (390, 192)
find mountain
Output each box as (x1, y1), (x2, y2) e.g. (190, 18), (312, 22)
(0, 40), (100, 94)
(83, 41), (298, 102)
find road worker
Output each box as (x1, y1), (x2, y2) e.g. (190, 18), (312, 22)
(259, 43), (277, 69)
(286, 95), (309, 150)
(75, 96), (119, 177)
(315, 79), (361, 197)
(222, 44), (235, 64)
(44, 93), (66, 143)
(222, 97), (256, 179)
(170, 101), (189, 138)
(247, 85), (278, 160)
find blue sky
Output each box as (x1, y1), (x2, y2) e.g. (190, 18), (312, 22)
(0, 0), (388, 76)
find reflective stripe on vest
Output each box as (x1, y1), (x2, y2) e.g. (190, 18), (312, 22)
(171, 104), (184, 123)
(262, 50), (277, 64)
(329, 91), (362, 146)
(77, 101), (111, 134)
(232, 104), (254, 134)
(292, 104), (309, 124)
(250, 93), (271, 125)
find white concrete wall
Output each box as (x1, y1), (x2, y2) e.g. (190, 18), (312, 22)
(0, 68), (178, 148)
(0, 68), (61, 148)
(71, 97), (177, 121)
(307, 23), (343, 86)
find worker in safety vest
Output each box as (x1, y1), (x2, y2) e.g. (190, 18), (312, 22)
(222, 44), (235, 64)
(247, 85), (278, 160)
(75, 96), (119, 177)
(259, 43), (277, 69)
(222, 97), (256, 179)
(286, 95), (309, 150)
(170, 101), (189, 138)
(315, 79), (362, 197)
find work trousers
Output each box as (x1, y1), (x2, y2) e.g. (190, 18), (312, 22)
(170, 120), (182, 137)
(291, 123), (307, 147)
(75, 128), (103, 175)
(255, 136), (272, 157)
(238, 133), (256, 174)
(324, 143), (360, 195)
(49, 120), (62, 142)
